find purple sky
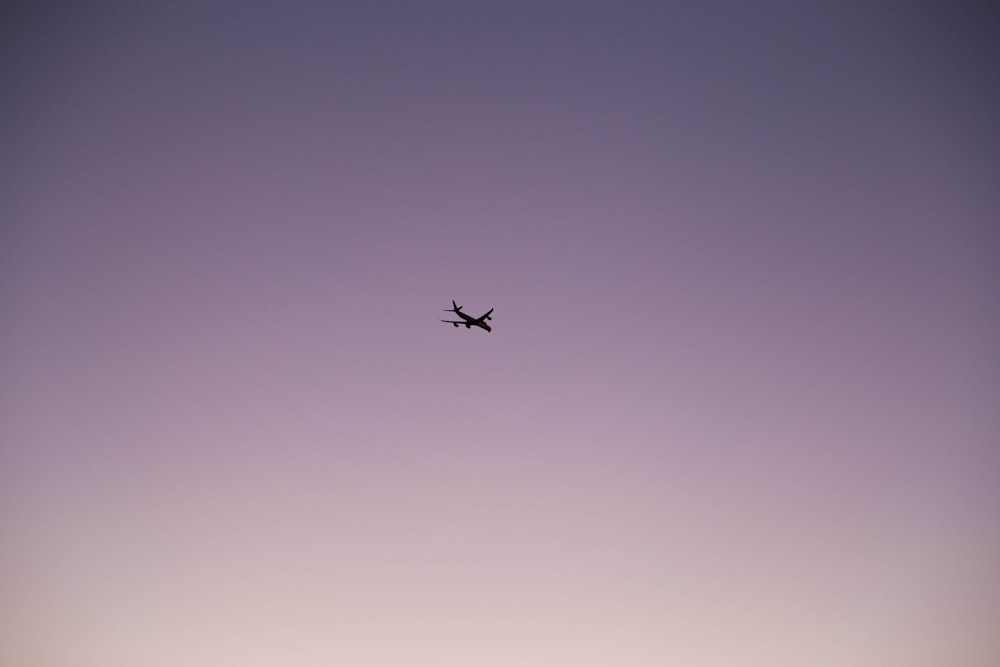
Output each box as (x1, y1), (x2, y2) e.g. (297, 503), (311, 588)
(2, 2), (998, 665)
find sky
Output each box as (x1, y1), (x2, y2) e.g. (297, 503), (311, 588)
(2, 2), (998, 666)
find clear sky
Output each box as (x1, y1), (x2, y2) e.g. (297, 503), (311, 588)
(2, 2), (998, 666)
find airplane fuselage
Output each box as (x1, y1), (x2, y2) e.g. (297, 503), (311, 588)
(458, 312), (492, 332)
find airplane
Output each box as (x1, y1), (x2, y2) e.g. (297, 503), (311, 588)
(440, 300), (493, 332)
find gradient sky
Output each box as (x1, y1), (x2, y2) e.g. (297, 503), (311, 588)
(2, 2), (998, 666)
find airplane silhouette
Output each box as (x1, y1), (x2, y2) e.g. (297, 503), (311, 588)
(440, 300), (493, 332)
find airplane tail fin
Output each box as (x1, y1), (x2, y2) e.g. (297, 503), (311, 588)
(444, 300), (462, 313)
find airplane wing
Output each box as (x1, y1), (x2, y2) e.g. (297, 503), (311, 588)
(441, 319), (487, 331)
